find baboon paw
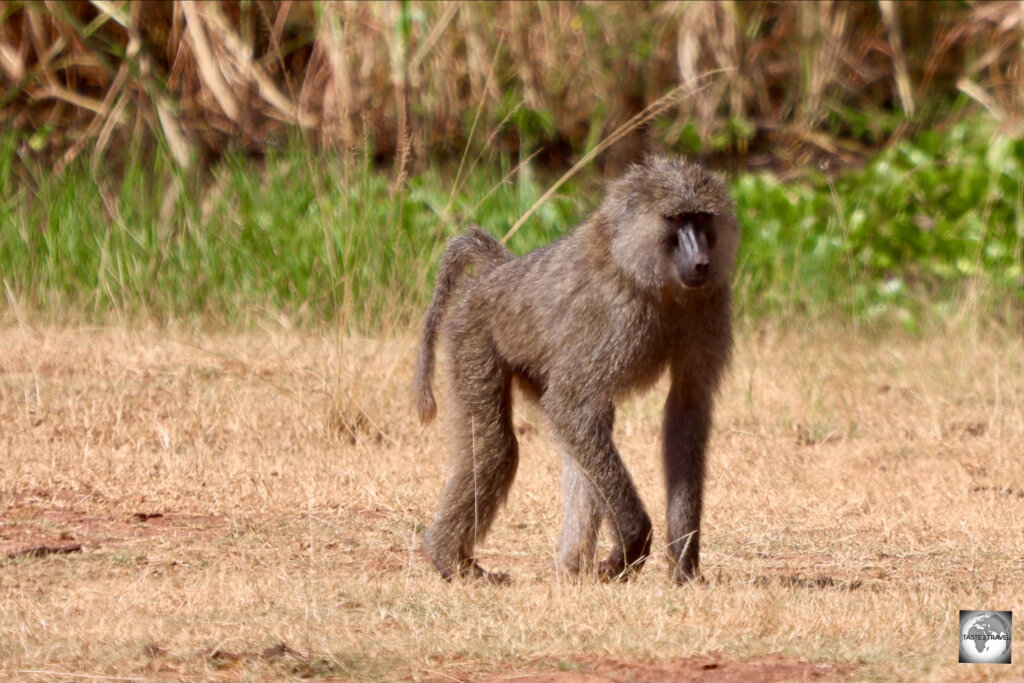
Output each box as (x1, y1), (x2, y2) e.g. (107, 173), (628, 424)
(425, 551), (512, 585)
(597, 545), (649, 582)
(597, 558), (633, 582)
(469, 562), (512, 585)
(670, 562), (704, 585)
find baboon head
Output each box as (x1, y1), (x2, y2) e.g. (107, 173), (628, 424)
(599, 155), (739, 297)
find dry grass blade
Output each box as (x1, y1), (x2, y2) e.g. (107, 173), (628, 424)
(879, 0), (916, 117)
(501, 73), (725, 246)
(957, 77), (1005, 122)
(446, 34), (506, 221)
(88, 0), (128, 28)
(36, 83), (104, 115)
(199, 2), (296, 121)
(308, 2), (355, 145)
(0, 34), (27, 82)
(154, 96), (191, 168)
(181, 1), (240, 123)
(409, 0), (461, 72)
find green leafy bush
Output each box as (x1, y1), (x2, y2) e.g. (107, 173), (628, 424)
(734, 119), (1024, 327)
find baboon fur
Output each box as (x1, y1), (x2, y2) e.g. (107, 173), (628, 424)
(414, 155), (739, 584)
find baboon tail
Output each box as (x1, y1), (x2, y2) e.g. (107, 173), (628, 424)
(414, 226), (513, 423)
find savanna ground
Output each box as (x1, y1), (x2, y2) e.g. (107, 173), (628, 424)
(1, 314), (1021, 682)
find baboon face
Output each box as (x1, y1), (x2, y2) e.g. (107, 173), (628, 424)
(604, 156), (738, 297)
(666, 211), (716, 288)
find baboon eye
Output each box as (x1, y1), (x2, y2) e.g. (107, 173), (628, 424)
(665, 212), (717, 248)
(704, 222), (717, 249)
(667, 211), (714, 225)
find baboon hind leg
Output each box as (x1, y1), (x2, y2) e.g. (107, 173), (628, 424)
(424, 347), (518, 583)
(545, 397), (652, 581)
(556, 451), (602, 577)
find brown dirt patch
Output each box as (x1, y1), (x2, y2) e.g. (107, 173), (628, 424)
(478, 654), (854, 682)
(0, 489), (226, 558)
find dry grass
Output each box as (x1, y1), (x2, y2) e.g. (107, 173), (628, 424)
(0, 318), (1022, 681)
(4, 2), (1024, 170)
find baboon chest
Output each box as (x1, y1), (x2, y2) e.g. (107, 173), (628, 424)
(605, 311), (676, 392)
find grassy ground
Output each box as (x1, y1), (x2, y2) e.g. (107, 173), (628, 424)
(1, 319), (1020, 681)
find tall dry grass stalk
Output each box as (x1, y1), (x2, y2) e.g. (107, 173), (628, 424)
(2, 1), (1024, 171)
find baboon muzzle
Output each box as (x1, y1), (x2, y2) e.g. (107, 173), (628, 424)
(675, 223), (711, 288)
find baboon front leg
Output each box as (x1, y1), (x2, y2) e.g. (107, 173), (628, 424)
(663, 382), (712, 584)
(424, 351), (517, 583)
(546, 398), (652, 581)
(556, 450), (601, 577)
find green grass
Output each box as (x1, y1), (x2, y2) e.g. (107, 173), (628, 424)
(0, 138), (585, 329)
(734, 120), (1024, 328)
(1, 116), (1022, 330)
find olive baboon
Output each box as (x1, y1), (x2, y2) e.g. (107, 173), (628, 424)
(414, 155), (738, 584)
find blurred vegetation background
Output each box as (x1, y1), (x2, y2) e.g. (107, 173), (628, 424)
(1, 0), (1022, 330)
